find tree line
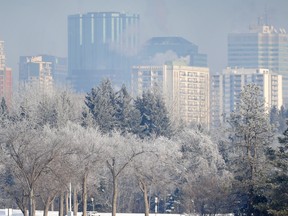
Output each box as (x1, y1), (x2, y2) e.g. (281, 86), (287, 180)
(0, 81), (287, 216)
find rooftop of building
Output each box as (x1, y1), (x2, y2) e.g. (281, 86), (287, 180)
(68, 12), (139, 18)
(144, 36), (197, 47)
(222, 67), (278, 75)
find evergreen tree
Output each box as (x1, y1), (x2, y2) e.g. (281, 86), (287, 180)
(265, 123), (288, 215)
(134, 90), (172, 138)
(85, 79), (117, 133)
(0, 97), (8, 117)
(85, 79), (142, 135)
(269, 106), (279, 128)
(36, 97), (58, 128)
(114, 85), (141, 135)
(0, 97), (9, 126)
(0, 97), (8, 115)
(278, 106), (287, 133)
(227, 84), (273, 215)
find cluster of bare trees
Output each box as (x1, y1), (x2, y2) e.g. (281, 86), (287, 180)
(0, 82), (231, 216)
(2, 82), (286, 216)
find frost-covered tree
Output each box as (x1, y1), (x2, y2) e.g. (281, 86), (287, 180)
(0, 97), (8, 127)
(114, 85), (141, 135)
(57, 123), (105, 216)
(132, 137), (180, 216)
(85, 79), (116, 133)
(0, 120), (67, 216)
(227, 83), (273, 215)
(269, 105), (287, 133)
(0, 97), (8, 115)
(278, 106), (287, 133)
(134, 90), (173, 139)
(85, 80), (141, 135)
(9, 84), (81, 128)
(0, 84), (83, 215)
(175, 127), (231, 214)
(103, 132), (144, 216)
(263, 122), (288, 215)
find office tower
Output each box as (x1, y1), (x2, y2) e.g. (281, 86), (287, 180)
(68, 12), (140, 92)
(139, 37), (207, 67)
(132, 61), (210, 126)
(228, 20), (288, 105)
(19, 56), (53, 89)
(211, 67), (283, 127)
(0, 40), (12, 104)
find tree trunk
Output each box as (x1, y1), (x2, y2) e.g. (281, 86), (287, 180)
(29, 188), (34, 216)
(247, 163), (254, 216)
(65, 191), (69, 216)
(82, 171), (88, 216)
(51, 198), (54, 211)
(24, 208), (28, 216)
(112, 175), (118, 216)
(59, 193), (64, 216)
(16, 196), (28, 216)
(73, 188), (78, 216)
(143, 186), (150, 216)
(139, 180), (149, 216)
(32, 198), (36, 216)
(247, 184), (254, 216)
(43, 195), (52, 216)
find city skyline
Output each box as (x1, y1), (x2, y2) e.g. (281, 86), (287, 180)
(0, 0), (287, 87)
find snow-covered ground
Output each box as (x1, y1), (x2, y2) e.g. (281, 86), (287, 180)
(0, 209), (233, 216)
(0, 209), (186, 216)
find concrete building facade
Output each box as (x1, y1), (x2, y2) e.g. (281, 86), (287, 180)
(132, 62), (210, 126)
(211, 67), (283, 126)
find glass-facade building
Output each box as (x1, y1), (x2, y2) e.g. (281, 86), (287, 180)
(228, 24), (288, 106)
(68, 12), (140, 92)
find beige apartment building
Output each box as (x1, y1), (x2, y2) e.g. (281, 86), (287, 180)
(211, 67), (283, 127)
(132, 62), (210, 126)
(19, 56), (53, 90)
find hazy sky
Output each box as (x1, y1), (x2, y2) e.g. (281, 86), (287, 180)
(0, 0), (287, 82)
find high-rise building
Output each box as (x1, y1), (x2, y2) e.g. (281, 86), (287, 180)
(0, 40), (12, 105)
(211, 67), (283, 127)
(228, 20), (288, 105)
(0, 41), (5, 69)
(68, 12), (140, 92)
(132, 61), (210, 126)
(19, 55), (67, 87)
(39, 55), (67, 85)
(19, 56), (53, 89)
(139, 37), (207, 67)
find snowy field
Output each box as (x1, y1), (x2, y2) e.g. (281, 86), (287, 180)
(0, 209), (233, 216)
(0, 209), (186, 216)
